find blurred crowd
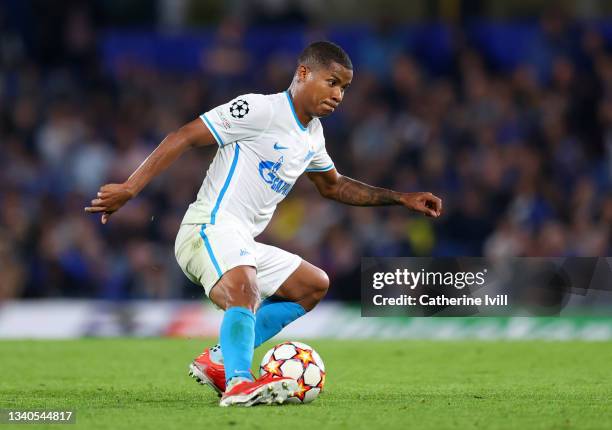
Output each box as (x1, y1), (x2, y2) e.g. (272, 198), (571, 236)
(0, 7), (611, 301)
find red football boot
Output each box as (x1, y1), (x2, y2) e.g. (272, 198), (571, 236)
(219, 373), (298, 407)
(188, 348), (226, 395)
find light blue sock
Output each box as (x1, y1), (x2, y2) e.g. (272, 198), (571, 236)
(254, 298), (306, 348)
(220, 306), (255, 384)
(212, 300), (306, 365)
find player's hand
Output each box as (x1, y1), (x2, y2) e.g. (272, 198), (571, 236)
(399, 192), (443, 218)
(84, 183), (135, 224)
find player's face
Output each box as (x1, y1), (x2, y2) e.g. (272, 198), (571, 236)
(303, 62), (353, 117)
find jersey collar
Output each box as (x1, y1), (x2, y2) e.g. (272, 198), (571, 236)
(285, 90), (308, 132)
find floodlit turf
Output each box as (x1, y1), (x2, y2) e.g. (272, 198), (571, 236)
(0, 339), (611, 430)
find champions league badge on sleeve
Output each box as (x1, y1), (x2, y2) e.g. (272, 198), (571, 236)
(230, 99), (250, 118)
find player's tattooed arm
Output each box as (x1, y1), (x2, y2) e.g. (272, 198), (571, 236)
(307, 169), (442, 217)
(85, 118), (217, 224)
(334, 176), (400, 206)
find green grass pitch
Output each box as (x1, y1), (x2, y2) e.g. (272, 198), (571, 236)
(0, 339), (611, 429)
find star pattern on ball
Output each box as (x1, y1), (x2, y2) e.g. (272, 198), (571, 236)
(294, 347), (315, 366)
(263, 359), (283, 377)
(317, 371), (326, 390)
(294, 378), (312, 402)
(229, 99), (250, 118)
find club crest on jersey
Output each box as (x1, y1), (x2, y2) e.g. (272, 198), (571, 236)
(258, 156), (293, 196)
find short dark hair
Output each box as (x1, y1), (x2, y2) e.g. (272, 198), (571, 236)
(298, 41), (353, 71)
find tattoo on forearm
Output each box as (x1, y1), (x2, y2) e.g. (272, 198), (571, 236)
(333, 176), (399, 206)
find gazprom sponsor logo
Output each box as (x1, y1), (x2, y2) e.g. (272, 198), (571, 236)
(258, 156), (293, 196)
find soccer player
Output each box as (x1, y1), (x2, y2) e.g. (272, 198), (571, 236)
(85, 41), (442, 406)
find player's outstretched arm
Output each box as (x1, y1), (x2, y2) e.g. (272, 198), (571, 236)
(84, 118), (217, 224)
(306, 168), (442, 218)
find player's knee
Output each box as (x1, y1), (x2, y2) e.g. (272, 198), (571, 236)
(311, 268), (329, 299)
(224, 282), (260, 311)
(299, 269), (329, 312)
(212, 267), (260, 311)
(235, 280), (259, 301)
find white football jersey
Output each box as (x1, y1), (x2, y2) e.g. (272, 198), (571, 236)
(181, 91), (335, 237)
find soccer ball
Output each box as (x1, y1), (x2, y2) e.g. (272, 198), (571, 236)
(259, 341), (325, 403)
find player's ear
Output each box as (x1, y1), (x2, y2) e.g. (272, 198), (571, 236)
(296, 64), (310, 82)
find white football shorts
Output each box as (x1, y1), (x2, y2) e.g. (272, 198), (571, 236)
(174, 222), (302, 299)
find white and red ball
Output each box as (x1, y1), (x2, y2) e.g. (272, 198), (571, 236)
(259, 341), (325, 403)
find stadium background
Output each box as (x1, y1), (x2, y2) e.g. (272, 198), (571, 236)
(0, 0), (611, 339)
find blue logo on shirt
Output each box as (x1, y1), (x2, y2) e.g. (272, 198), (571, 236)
(274, 142), (289, 151)
(258, 156), (293, 196)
